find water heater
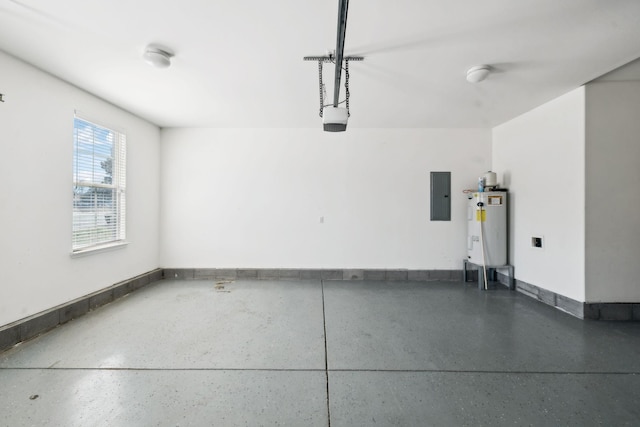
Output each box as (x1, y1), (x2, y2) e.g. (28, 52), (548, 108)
(467, 191), (507, 266)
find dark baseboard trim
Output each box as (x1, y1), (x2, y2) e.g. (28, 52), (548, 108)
(162, 268), (464, 282)
(0, 268), (163, 353)
(496, 272), (640, 321)
(507, 275), (585, 318)
(583, 303), (640, 321)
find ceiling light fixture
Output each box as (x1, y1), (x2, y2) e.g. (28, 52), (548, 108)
(466, 65), (490, 83)
(143, 46), (173, 69)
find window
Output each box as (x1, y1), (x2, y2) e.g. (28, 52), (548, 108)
(72, 116), (126, 252)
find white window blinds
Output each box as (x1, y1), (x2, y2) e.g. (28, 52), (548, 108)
(72, 116), (126, 251)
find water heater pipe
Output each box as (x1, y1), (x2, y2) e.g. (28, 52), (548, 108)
(478, 201), (489, 290)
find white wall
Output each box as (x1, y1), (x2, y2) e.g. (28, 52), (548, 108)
(0, 52), (161, 327)
(492, 88), (586, 301)
(160, 128), (491, 269)
(585, 81), (640, 302)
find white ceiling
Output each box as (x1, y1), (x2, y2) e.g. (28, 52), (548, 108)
(1, 0), (640, 129)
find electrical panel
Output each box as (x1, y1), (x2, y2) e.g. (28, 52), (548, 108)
(430, 172), (451, 221)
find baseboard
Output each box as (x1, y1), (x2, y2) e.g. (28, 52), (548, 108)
(0, 268), (163, 353)
(162, 268), (463, 282)
(496, 272), (640, 321)
(582, 303), (640, 321)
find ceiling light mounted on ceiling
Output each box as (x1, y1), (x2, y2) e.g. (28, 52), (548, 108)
(466, 65), (491, 83)
(143, 46), (173, 69)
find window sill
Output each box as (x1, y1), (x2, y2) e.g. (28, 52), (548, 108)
(70, 241), (129, 258)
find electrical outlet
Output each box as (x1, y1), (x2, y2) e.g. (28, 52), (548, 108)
(531, 236), (543, 249)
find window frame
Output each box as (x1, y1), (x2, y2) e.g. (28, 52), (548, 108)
(71, 114), (127, 255)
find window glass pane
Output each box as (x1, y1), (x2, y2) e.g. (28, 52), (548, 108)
(73, 118), (115, 186)
(72, 116), (125, 251)
(72, 187), (117, 248)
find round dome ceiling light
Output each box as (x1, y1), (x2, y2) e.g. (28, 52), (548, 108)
(143, 46), (173, 69)
(466, 65), (490, 83)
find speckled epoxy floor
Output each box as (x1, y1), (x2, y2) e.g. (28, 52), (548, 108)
(1, 279), (640, 426)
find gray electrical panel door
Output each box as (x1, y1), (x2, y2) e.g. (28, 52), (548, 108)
(430, 172), (451, 221)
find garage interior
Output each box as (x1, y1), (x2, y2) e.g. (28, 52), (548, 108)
(1, 0), (640, 425)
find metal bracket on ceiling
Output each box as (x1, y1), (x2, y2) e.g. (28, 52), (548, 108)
(303, 56), (364, 62)
(303, 0), (362, 126)
(303, 55), (364, 117)
(302, 0), (360, 108)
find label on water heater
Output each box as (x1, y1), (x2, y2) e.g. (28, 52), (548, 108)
(488, 196), (503, 206)
(476, 210), (486, 222)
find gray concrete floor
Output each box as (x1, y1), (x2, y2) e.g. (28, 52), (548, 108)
(1, 279), (639, 426)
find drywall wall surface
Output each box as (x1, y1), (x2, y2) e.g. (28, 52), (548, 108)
(160, 128), (491, 269)
(0, 52), (160, 327)
(585, 81), (640, 302)
(492, 87), (586, 301)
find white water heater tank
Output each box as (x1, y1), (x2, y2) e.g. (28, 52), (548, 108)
(467, 191), (507, 266)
